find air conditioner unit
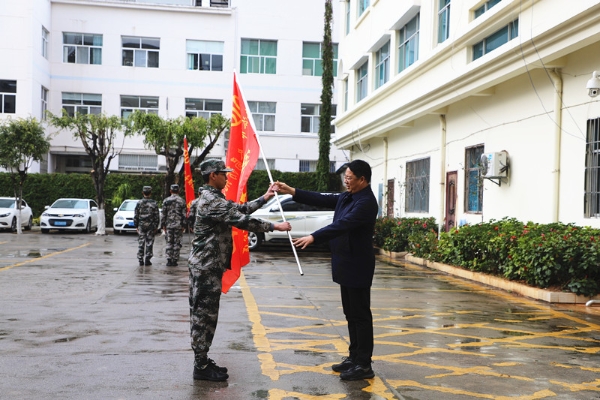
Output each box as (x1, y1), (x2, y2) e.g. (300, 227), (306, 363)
(480, 152), (508, 178)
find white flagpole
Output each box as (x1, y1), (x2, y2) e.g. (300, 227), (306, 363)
(235, 72), (304, 276)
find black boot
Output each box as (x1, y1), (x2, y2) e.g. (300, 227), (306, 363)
(193, 362), (229, 381)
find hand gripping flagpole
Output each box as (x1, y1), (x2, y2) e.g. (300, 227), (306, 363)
(235, 75), (303, 276)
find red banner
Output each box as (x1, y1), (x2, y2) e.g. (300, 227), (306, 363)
(221, 73), (260, 293)
(183, 136), (195, 217)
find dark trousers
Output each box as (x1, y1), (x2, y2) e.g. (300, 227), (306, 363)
(340, 285), (373, 366)
(189, 267), (222, 366)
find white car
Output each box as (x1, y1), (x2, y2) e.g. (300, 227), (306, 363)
(40, 198), (98, 234)
(0, 197), (33, 232)
(248, 194), (335, 251)
(113, 199), (162, 234)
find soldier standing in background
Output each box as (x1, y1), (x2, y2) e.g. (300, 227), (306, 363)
(133, 186), (160, 266)
(162, 184), (186, 266)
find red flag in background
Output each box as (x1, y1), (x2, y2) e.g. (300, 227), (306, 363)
(221, 73), (260, 293)
(183, 136), (195, 217)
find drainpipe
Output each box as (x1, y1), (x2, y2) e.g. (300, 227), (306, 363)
(439, 114), (447, 239)
(548, 69), (563, 222)
(383, 137), (388, 216)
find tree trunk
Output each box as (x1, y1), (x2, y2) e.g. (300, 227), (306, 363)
(96, 208), (106, 235)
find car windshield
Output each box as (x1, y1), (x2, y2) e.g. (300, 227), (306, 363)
(120, 201), (138, 211)
(52, 199), (88, 209)
(0, 199), (16, 208)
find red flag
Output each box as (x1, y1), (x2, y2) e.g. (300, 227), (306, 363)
(182, 136), (195, 217)
(221, 73), (260, 293)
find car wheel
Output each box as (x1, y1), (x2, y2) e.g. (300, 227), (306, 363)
(41, 229), (49, 234)
(248, 232), (263, 251)
(85, 219), (91, 233)
(10, 217), (16, 232)
(24, 216), (32, 231)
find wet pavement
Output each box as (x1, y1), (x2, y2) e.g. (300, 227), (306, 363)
(1, 230), (600, 399)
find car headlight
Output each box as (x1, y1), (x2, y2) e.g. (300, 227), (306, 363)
(74, 213), (85, 218)
(42, 212), (48, 217)
(0, 213), (9, 218)
(115, 215), (124, 220)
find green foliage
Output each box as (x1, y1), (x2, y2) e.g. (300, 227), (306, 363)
(373, 217), (397, 247)
(382, 217), (438, 252)
(378, 216), (600, 297)
(316, 0), (334, 192)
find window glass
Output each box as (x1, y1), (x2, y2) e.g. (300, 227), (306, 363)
(405, 157), (430, 212)
(122, 36), (160, 68)
(241, 39), (277, 75)
(62, 32), (102, 65)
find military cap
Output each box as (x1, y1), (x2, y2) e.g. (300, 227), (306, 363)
(142, 186), (152, 194)
(170, 184), (179, 192)
(200, 159), (233, 175)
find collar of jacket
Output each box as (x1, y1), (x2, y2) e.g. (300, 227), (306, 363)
(202, 184), (225, 198)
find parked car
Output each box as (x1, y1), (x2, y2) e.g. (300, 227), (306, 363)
(40, 198), (98, 234)
(248, 194), (335, 251)
(112, 199), (162, 234)
(0, 197), (33, 232)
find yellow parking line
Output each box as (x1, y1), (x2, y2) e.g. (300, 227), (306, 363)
(0, 243), (91, 272)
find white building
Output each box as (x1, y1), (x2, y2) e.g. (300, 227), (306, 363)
(335, 0), (600, 229)
(0, 0), (347, 174)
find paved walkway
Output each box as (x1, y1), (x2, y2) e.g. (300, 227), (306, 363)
(1, 231), (600, 399)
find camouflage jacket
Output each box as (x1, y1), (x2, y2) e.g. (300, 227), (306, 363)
(189, 185), (273, 273)
(134, 198), (160, 232)
(161, 194), (186, 229)
(187, 197), (201, 227)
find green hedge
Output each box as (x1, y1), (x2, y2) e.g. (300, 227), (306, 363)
(376, 216), (600, 297)
(0, 170), (343, 226)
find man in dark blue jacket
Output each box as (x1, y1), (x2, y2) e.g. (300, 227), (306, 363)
(276, 159), (379, 381)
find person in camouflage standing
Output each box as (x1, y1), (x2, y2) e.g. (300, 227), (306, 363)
(188, 159), (291, 382)
(161, 184), (186, 266)
(134, 186), (160, 266)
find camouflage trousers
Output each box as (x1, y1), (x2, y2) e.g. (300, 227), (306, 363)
(137, 229), (155, 262)
(164, 228), (183, 262)
(189, 265), (222, 366)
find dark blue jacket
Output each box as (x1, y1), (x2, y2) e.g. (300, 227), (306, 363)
(293, 186), (378, 288)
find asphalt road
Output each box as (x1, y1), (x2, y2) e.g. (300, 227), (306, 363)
(1, 229), (600, 399)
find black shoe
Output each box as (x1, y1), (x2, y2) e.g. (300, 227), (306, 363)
(138, 260), (144, 266)
(145, 259), (152, 266)
(340, 364), (375, 381)
(207, 358), (228, 373)
(332, 357), (355, 372)
(193, 363), (229, 381)
(166, 260), (173, 266)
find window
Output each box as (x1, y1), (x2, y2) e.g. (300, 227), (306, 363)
(186, 40), (223, 71)
(122, 36), (160, 68)
(247, 101), (276, 131)
(356, 62), (368, 102)
(398, 14), (419, 73)
(358, 0), (370, 17)
(405, 157), (430, 213)
(186, 98), (222, 119)
(301, 104), (337, 133)
(119, 154), (158, 171)
(0, 80), (16, 114)
(120, 95), (159, 118)
(375, 41), (390, 89)
(254, 158), (275, 171)
(299, 160), (317, 172)
(345, 0), (351, 35)
(474, 0), (501, 18)
(585, 118), (600, 218)
(62, 92), (101, 117)
(195, 0), (229, 6)
(240, 39), (277, 74)
(42, 27), (49, 59)
(343, 78), (349, 111)
(438, 0), (451, 43)
(41, 87), (48, 120)
(302, 42), (338, 77)
(465, 145), (484, 213)
(63, 32), (102, 64)
(473, 20), (518, 60)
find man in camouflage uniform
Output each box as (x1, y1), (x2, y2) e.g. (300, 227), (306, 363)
(161, 184), (186, 266)
(134, 186), (160, 266)
(188, 159), (291, 381)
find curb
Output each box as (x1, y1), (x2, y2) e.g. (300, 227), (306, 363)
(376, 250), (600, 305)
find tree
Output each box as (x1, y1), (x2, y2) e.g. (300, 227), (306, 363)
(48, 112), (128, 235)
(127, 112), (229, 200)
(0, 117), (50, 234)
(316, 0), (334, 192)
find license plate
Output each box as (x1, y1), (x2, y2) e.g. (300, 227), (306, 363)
(128, 221), (134, 227)
(54, 221), (67, 226)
